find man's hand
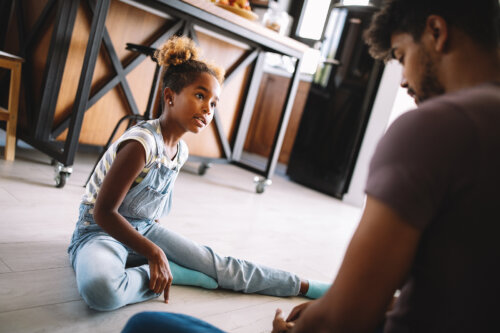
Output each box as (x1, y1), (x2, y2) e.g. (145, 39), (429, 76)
(288, 197), (421, 332)
(286, 301), (313, 322)
(272, 309), (295, 333)
(147, 245), (173, 303)
(271, 302), (313, 333)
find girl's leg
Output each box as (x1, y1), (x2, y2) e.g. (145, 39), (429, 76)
(73, 235), (158, 311)
(143, 224), (301, 296)
(122, 312), (226, 333)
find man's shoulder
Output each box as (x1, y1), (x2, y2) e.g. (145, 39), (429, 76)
(379, 94), (479, 161)
(419, 81), (500, 115)
(393, 82), (500, 133)
(388, 102), (462, 140)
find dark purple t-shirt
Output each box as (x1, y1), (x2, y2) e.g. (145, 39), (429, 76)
(366, 82), (500, 332)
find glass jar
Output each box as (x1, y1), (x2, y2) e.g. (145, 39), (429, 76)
(262, 1), (290, 35)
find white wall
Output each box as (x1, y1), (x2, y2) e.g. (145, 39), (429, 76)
(342, 61), (416, 207)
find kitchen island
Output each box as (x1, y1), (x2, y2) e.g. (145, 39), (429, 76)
(2, 0), (308, 190)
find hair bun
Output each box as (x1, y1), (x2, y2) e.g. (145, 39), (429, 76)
(154, 36), (200, 68)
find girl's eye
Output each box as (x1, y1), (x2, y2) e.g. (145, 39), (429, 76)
(211, 102), (217, 109)
(196, 93), (204, 100)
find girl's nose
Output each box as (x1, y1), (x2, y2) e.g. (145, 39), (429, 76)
(203, 103), (211, 114)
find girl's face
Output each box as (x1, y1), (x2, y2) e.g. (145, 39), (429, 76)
(167, 72), (221, 134)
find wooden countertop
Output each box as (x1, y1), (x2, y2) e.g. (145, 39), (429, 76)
(181, 0), (308, 54)
(123, 0), (309, 56)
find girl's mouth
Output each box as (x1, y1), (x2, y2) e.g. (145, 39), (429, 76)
(193, 115), (207, 127)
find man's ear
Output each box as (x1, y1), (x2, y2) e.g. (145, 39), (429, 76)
(425, 15), (448, 53)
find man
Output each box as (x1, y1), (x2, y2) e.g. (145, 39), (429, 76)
(122, 0), (500, 332)
(273, 0), (500, 332)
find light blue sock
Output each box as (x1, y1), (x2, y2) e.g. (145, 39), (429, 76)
(169, 262), (218, 289)
(305, 280), (330, 299)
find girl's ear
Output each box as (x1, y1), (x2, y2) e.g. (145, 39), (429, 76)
(163, 87), (174, 106)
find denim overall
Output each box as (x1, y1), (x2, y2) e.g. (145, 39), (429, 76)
(68, 121), (301, 311)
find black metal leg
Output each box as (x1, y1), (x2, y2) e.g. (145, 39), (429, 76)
(62, 0), (111, 167)
(208, 49), (259, 161)
(264, 56), (303, 178)
(85, 42), (164, 185)
(145, 64), (162, 119)
(84, 114), (145, 186)
(0, 0), (14, 49)
(231, 50), (266, 162)
(186, 22), (199, 45)
(87, 0), (140, 117)
(102, 30), (141, 116)
(35, 0), (80, 141)
(50, 19), (184, 139)
(224, 49), (259, 85)
(24, 0), (57, 52)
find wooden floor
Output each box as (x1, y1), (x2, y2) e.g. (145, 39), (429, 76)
(0, 144), (361, 333)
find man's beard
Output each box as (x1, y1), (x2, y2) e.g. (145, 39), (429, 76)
(413, 51), (445, 104)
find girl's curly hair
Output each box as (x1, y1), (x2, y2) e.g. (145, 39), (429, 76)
(155, 36), (225, 94)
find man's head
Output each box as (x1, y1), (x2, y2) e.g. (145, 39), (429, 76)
(364, 0), (500, 104)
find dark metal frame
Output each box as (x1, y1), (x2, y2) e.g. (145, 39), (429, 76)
(0, 0), (15, 49)
(123, 0), (304, 181)
(5, 0), (304, 184)
(84, 42), (164, 186)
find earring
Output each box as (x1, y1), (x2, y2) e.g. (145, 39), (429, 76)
(169, 101), (172, 105)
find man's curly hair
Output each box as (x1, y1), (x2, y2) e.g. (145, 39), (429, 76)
(364, 0), (500, 61)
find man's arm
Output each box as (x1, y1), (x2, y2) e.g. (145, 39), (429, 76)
(291, 195), (422, 333)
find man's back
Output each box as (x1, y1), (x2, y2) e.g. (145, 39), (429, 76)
(366, 82), (500, 332)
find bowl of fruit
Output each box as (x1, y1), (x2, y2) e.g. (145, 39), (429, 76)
(215, 0), (259, 21)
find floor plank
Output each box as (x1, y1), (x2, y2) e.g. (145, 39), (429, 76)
(0, 259), (12, 273)
(0, 146), (361, 332)
(0, 240), (71, 272)
(0, 267), (80, 312)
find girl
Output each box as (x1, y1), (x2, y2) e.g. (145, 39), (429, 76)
(68, 36), (328, 311)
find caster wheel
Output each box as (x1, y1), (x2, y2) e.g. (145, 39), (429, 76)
(53, 162), (73, 188)
(253, 176), (272, 194)
(198, 163), (211, 176)
(55, 172), (70, 188)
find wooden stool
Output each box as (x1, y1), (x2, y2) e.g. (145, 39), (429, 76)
(0, 51), (23, 161)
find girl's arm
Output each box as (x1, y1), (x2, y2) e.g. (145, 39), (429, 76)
(290, 196), (422, 333)
(93, 140), (173, 302)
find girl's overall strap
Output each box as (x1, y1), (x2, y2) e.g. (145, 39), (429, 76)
(138, 121), (164, 161)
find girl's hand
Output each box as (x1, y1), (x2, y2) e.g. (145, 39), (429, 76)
(147, 245), (173, 303)
(272, 309), (295, 333)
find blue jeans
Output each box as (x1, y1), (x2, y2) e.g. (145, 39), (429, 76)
(122, 312), (386, 333)
(69, 206), (301, 311)
(122, 312), (225, 333)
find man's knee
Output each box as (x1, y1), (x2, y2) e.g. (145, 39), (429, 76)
(122, 312), (226, 333)
(122, 312), (157, 332)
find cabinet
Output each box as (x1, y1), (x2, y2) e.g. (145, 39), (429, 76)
(244, 71), (311, 165)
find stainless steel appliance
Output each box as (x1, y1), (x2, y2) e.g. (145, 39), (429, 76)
(287, 5), (384, 199)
